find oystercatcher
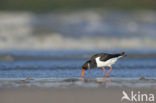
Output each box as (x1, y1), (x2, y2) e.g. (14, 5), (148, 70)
(81, 52), (126, 78)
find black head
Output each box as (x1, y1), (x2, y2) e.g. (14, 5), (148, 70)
(82, 60), (91, 70)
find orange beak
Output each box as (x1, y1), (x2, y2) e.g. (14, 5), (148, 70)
(81, 69), (85, 78)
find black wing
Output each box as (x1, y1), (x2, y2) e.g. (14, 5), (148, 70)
(90, 53), (108, 61)
(91, 53), (122, 62)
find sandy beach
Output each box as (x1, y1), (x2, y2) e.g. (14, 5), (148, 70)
(0, 86), (156, 103)
(0, 87), (120, 103)
(0, 78), (156, 103)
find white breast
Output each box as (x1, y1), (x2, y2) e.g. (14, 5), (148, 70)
(95, 56), (121, 67)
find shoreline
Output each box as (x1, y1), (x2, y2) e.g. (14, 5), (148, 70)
(0, 77), (156, 88)
(0, 78), (156, 103)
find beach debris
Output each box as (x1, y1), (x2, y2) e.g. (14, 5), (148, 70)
(139, 77), (149, 81)
(63, 78), (79, 82)
(0, 54), (14, 61)
(26, 78), (33, 80)
(17, 80), (29, 84)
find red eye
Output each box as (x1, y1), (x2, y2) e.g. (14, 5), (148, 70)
(83, 65), (87, 69)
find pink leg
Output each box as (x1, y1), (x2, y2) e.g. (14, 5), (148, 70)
(106, 66), (112, 77)
(81, 77), (85, 82)
(102, 67), (105, 77)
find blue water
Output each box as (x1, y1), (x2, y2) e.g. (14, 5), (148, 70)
(0, 50), (156, 78)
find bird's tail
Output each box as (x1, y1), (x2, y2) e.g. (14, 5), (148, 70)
(111, 52), (127, 58)
(120, 52), (127, 57)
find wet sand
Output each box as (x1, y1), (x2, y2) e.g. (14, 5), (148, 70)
(0, 78), (156, 103)
(0, 88), (121, 103)
(0, 87), (156, 103)
(1, 78), (156, 88)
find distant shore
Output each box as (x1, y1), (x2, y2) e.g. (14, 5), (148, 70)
(0, 0), (156, 12)
(0, 10), (156, 50)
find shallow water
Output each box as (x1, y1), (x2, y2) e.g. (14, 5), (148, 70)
(0, 50), (156, 78)
(1, 78), (156, 88)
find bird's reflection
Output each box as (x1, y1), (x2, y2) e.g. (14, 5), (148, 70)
(81, 77), (112, 88)
(81, 77), (86, 82)
(102, 77), (112, 88)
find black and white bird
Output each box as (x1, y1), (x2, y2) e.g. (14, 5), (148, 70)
(81, 52), (126, 78)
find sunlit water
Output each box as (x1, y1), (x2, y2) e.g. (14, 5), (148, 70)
(0, 50), (156, 79)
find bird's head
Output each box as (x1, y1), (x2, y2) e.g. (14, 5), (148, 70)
(82, 60), (91, 70)
(81, 60), (91, 78)
(81, 60), (94, 78)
